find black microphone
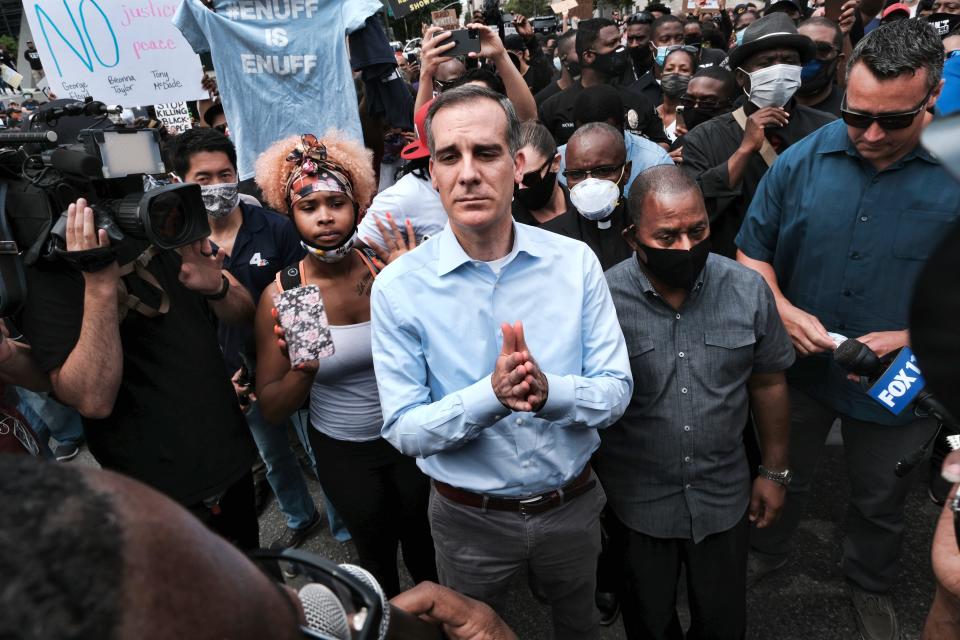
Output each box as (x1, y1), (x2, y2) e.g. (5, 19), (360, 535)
(0, 130), (57, 144)
(834, 338), (957, 476)
(83, 101), (123, 117)
(32, 101), (85, 123)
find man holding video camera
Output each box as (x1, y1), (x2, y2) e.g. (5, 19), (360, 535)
(20, 196), (260, 549)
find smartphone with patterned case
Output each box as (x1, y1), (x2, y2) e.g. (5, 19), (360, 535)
(272, 285), (334, 367)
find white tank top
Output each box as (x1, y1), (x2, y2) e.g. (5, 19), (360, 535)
(309, 321), (383, 442)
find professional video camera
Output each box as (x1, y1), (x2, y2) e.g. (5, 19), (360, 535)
(0, 98), (210, 316)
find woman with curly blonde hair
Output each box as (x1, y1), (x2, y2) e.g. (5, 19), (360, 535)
(253, 131), (436, 596)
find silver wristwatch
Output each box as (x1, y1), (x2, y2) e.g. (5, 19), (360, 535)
(758, 465), (793, 487)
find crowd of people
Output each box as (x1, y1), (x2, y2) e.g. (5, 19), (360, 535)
(1, 0), (960, 639)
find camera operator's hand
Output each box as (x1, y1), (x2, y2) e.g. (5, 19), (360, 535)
(178, 238), (226, 295)
(66, 198), (118, 288)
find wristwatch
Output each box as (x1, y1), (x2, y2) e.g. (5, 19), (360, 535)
(203, 274), (230, 301)
(758, 465), (793, 487)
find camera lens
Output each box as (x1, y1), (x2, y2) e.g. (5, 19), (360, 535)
(148, 190), (187, 244)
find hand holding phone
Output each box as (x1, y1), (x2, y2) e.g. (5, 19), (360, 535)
(444, 29), (481, 57)
(273, 285), (334, 369)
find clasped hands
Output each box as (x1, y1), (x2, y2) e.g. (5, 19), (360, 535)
(491, 321), (548, 413)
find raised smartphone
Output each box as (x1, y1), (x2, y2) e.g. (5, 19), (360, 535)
(444, 29), (481, 57)
(273, 284), (334, 367)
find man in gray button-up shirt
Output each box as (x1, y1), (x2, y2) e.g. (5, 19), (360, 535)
(595, 165), (795, 639)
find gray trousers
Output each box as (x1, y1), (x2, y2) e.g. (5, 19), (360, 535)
(750, 386), (937, 593)
(428, 477), (606, 640)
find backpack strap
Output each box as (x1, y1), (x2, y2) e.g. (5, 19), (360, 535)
(731, 107), (779, 168)
(275, 260), (307, 293)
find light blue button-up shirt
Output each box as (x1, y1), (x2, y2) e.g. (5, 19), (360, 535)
(371, 221), (633, 497)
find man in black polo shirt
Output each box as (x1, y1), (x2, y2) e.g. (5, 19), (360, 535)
(22, 189), (259, 549)
(23, 41), (44, 88)
(681, 13), (835, 258)
(539, 18), (668, 147)
(170, 128), (321, 550)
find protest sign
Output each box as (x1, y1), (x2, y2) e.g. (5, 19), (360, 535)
(1, 65), (22, 91)
(551, 0), (579, 13)
(682, 0), (721, 11)
(155, 101), (192, 134)
(383, 0), (436, 20)
(22, 0), (207, 106)
(431, 9), (459, 28)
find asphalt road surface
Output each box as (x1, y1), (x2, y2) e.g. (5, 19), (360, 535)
(74, 430), (941, 639)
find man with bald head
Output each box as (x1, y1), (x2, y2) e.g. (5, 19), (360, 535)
(545, 122), (634, 270)
(596, 165), (795, 639)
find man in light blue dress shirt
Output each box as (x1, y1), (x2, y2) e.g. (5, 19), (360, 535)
(371, 82), (633, 639)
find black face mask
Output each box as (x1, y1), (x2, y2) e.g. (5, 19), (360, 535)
(682, 105), (724, 131)
(564, 59), (582, 78)
(514, 168), (558, 211)
(684, 35), (702, 48)
(589, 45), (630, 78)
(797, 57), (837, 97)
(629, 45), (653, 74)
(660, 73), (690, 99)
(637, 236), (711, 290)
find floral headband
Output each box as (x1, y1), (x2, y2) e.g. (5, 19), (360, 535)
(284, 133), (354, 206)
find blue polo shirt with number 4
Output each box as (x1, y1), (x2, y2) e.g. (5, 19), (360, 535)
(736, 119), (960, 425)
(217, 202), (304, 374)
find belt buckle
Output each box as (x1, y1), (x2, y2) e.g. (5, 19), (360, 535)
(518, 493), (548, 515)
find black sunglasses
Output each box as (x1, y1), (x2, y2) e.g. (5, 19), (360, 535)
(433, 78), (458, 92)
(627, 11), (654, 24)
(812, 41), (839, 60)
(678, 94), (731, 110)
(561, 164), (624, 182)
(840, 87), (933, 131)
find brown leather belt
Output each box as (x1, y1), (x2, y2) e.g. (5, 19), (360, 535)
(433, 466), (596, 516)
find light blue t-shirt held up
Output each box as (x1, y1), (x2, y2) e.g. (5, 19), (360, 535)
(173, 0), (381, 179)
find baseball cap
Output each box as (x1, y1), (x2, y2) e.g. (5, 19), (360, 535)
(400, 98), (435, 161)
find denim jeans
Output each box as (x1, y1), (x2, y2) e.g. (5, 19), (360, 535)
(246, 401), (317, 530)
(291, 409), (352, 542)
(15, 388), (84, 451)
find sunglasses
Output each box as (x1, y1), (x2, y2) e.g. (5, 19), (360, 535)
(812, 41), (839, 60)
(562, 164), (624, 182)
(521, 156), (555, 187)
(433, 78), (457, 92)
(840, 87), (933, 131)
(627, 11), (654, 24)
(678, 94), (730, 110)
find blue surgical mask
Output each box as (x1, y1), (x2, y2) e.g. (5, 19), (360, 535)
(735, 29), (746, 46)
(800, 58), (825, 82)
(654, 45), (670, 67)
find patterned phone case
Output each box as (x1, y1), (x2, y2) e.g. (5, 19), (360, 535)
(273, 284), (335, 366)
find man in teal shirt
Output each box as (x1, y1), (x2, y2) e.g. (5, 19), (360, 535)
(737, 19), (960, 640)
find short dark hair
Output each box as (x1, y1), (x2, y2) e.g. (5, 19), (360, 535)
(646, 2), (672, 14)
(0, 456), (124, 639)
(519, 122), (557, 160)
(652, 14), (683, 37)
(450, 67), (507, 95)
(800, 16), (844, 50)
(573, 84), (625, 129)
(848, 18), (943, 90)
(557, 28), (578, 56)
(691, 66), (739, 102)
(426, 84), (521, 156)
(576, 18), (617, 58)
(170, 127), (238, 178)
(627, 165), (703, 226)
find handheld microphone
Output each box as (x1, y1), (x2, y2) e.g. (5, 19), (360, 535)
(338, 564), (444, 640)
(298, 564), (443, 640)
(83, 101), (123, 117)
(834, 338), (957, 476)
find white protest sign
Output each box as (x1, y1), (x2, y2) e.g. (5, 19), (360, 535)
(22, 0), (207, 106)
(155, 101), (192, 134)
(551, 0), (579, 14)
(1, 65), (22, 91)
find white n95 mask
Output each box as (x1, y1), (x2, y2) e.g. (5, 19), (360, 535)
(570, 178), (620, 221)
